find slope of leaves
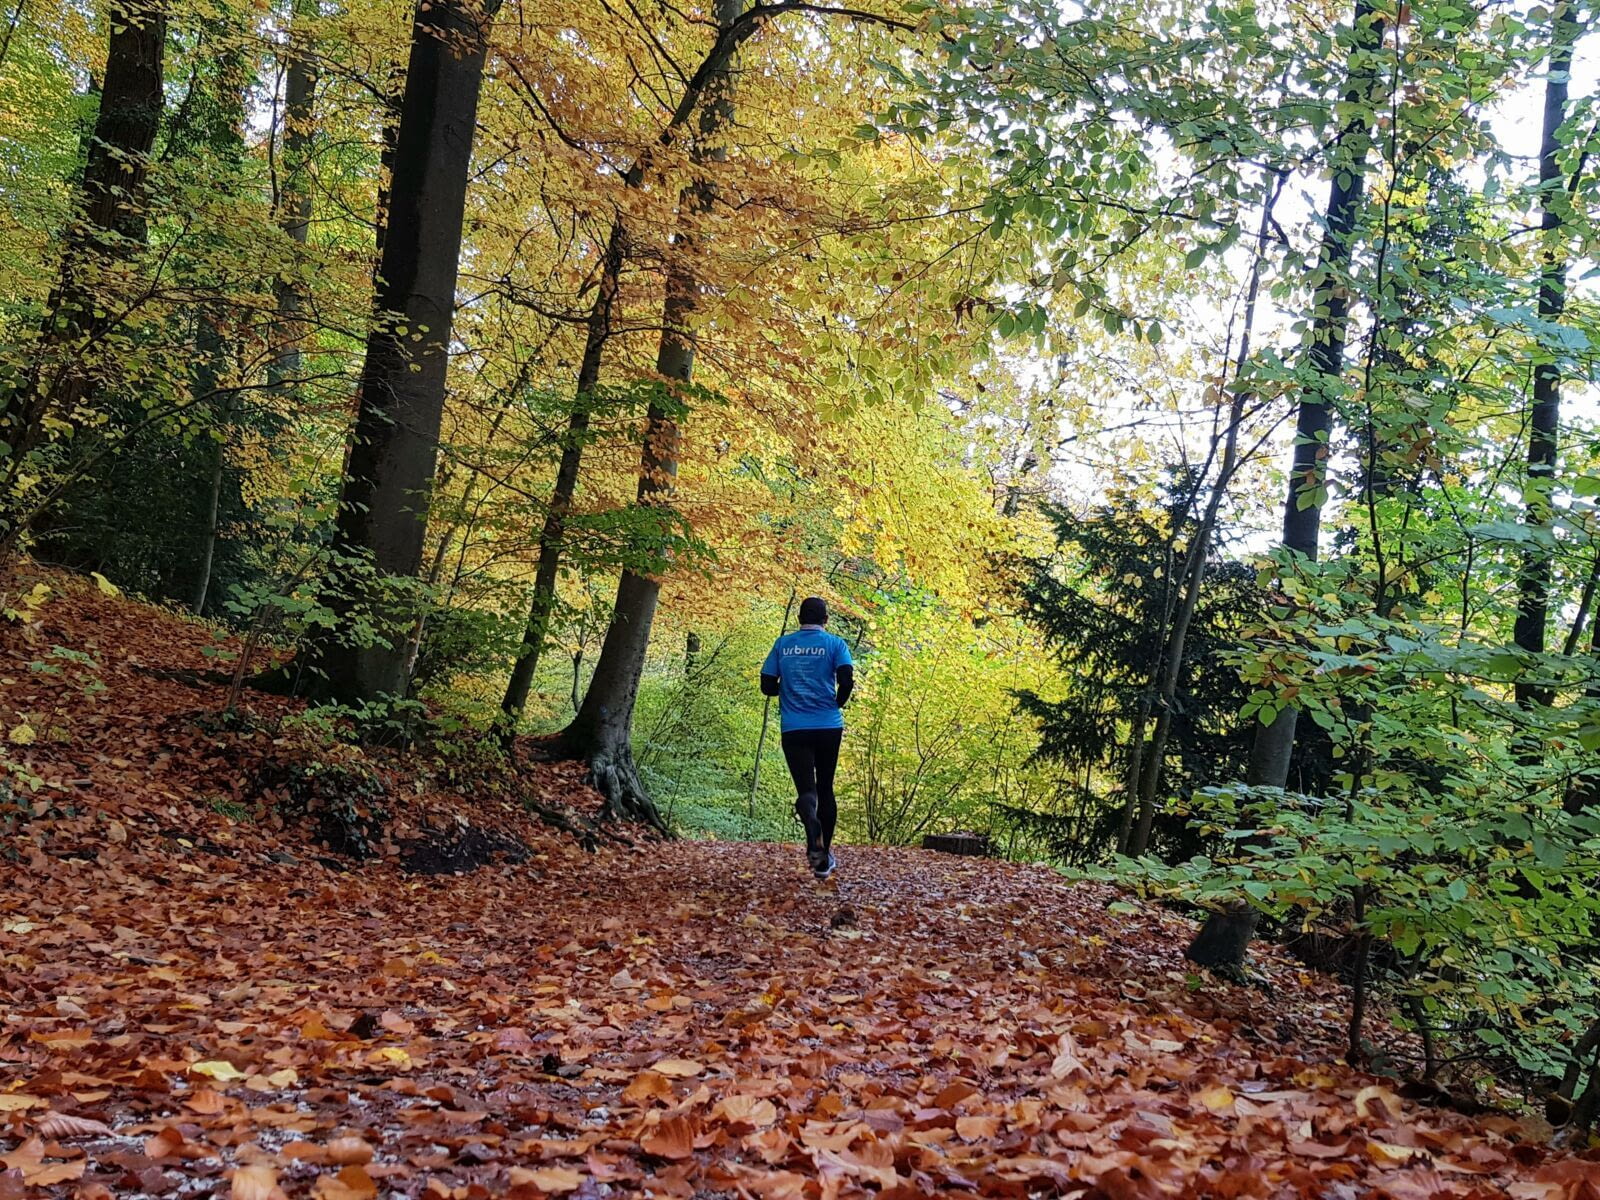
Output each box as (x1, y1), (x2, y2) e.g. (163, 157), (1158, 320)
(2, 571), (1599, 1199)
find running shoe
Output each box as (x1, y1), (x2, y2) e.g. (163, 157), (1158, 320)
(813, 850), (836, 881)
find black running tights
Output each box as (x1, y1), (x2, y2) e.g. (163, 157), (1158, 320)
(780, 727), (842, 852)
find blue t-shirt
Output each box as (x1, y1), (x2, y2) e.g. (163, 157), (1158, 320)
(762, 627), (853, 733)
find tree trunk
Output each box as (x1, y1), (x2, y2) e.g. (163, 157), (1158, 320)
(191, 308), (234, 615)
(554, 0), (744, 827)
(499, 217), (624, 725)
(0, 0), (165, 554)
(311, 0), (496, 703)
(1188, 2), (1381, 971)
(1128, 173), (1283, 858)
(1514, 0), (1579, 711)
(193, 435), (224, 615)
(498, 0), (783, 721)
(373, 63), (404, 265)
(268, 0), (319, 392)
(162, 35), (247, 615)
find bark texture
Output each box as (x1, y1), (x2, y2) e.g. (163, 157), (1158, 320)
(313, 0), (495, 702)
(0, 0), (166, 552)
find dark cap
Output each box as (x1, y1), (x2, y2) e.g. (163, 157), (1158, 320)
(798, 596), (828, 626)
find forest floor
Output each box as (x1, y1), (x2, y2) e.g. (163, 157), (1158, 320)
(2, 570), (1599, 1199)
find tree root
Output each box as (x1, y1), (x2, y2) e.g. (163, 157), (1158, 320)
(583, 743), (670, 836)
(521, 796), (629, 852)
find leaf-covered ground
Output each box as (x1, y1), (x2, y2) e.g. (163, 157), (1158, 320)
(4, 571), (1600, 1199)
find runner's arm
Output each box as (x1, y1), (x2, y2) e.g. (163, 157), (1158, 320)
(835, 665), (854, 708)
(760, 641), (780, 696)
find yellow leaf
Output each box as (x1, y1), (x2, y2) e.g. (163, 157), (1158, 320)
(369, 1046), (412, 1068)
(191, 1060), (247, 1082)
(90, 571), (121, 597)
(1367, 1139), (1428, 1166)
(1195, 1085), (1234, 1112)
(8, 722), (35, 745)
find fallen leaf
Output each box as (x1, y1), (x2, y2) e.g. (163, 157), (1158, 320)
(509, 1165), (584, 1192)
(325, 1137), (374, 1165)
(35, 1113), (114, 1138)
(1356, 1084), (1404, 1121)
(955, 1114), (1000, 1140)
(1369, 1139), (1430, 1166)
(314, 1164), (378, 1200)
(640, 1116), (696, 1159)
(191, 1059), (247, 1082)
(714, 1095), (778, 1128)
(22, 1160), (86, 1186)
(231, 1163), (289, 1200)
(0, 1137), (43, 1172)
(653, 1058), (704, 1078)
(623, 1070), (675, 1105)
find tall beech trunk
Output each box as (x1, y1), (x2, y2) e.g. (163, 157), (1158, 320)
(498, 0), (790, 729)
(0, 0), (165, 555)
(268, 0), (319, 392)
(312, 0), (496, 702)
(552, 0), (744, 828)
(1514, 0), (1579, 710)
(1187, 1), (1381, 972)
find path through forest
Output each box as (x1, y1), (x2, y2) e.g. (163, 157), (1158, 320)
(1, 572), (1596, 1198)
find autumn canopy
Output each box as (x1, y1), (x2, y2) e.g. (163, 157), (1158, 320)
(9, 0), (1600, 1191)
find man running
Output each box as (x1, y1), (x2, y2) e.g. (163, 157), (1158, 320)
(760, 596), (853, 880)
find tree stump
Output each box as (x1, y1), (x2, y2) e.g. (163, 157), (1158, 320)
(922, 831), (993, 857)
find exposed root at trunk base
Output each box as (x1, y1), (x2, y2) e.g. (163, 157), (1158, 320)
(580, 742), (669, 836)
(523, 796), (627, 852)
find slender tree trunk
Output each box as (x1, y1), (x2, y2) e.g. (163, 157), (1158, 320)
(154, 35), (249, 614)
(193, 437), (224, 615)
(1128, 174), (1283, 858)
(499, 218), (624, 725)
(1515, 0), (1579, 710)
(749, 587), (797, 816)
(269, 0), (319, 392)
(191, 312), (233, 615)
(310, 0), (497, 702)
(556, 0), (742, 824)
(0, 0), (165, 556)
(1188, 6), (1381, 971)
(1115, 707), (1150, 854)
(498, 0), (783, 722)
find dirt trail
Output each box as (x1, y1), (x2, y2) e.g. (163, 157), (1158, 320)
(1, 570), (1595, 1198)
